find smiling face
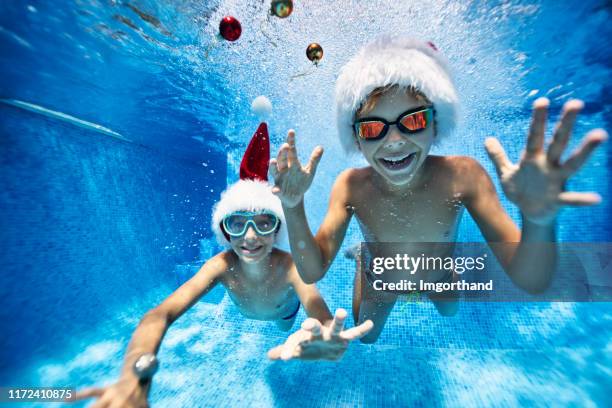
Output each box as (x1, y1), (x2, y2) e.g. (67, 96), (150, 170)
(355, 86), (435, 187)
(228, 223), (277, 264)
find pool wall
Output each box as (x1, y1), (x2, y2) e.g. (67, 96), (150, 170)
(0, 106), (226, 382)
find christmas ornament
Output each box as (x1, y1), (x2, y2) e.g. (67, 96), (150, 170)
(270, 0), (293, 18)
(291, 42), (324, 80)
(203, 16), (241, 58)
(219, 16), (242, 41)
(261, 0), (293, 46)
(306, 42), (323, 65)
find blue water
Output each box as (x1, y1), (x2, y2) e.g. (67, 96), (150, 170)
(1, 0), (611, 406)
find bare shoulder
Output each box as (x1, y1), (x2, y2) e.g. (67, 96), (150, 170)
(438, 155), (495, 200)
(429, 155), (484, 173)
(199, 251), (233, 277)
(271, 248), (293, 268)
(334, 167), (374, 200)
(335, 168), (363, 188)
(338, 167), (372, 184)
(271, 248), (299, 281)
(436, 155), (489, 180)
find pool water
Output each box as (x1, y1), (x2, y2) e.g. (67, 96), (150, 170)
(1, 0), (610, 406)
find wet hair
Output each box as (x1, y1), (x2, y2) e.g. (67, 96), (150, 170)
(355, 84), (432, 118)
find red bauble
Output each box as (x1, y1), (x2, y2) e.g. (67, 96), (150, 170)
(219, 16), (241, 41)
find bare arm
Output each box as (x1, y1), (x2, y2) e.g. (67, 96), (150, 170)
(118, 254), (225, 379)
(477, 98), (607, 294)
(268, 260), (373, 362)
(270, 130), (353, 284)
(283, 171), (353, 283)
(75, 254), (226, 406)
(288, 262), (333, 324)
(462, 157), (555, 293)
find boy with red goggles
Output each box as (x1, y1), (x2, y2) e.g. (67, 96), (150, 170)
(270, 36), (608, 348)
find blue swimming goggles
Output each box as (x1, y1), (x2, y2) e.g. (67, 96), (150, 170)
(222, 211), (280, 237)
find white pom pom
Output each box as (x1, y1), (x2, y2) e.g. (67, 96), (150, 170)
(251, 96), (272, 120)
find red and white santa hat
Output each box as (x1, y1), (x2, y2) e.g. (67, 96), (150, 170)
(211, 121), (287, 248)
(335, 36), (460, 155)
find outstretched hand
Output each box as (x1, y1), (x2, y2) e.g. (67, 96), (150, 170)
(72, 377), (150, 408)
(267, 309), (374, 361)
(485, 98), (607, 225)
(270, 129), (324, 208)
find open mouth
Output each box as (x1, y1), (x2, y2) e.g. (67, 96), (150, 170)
(378, 152), (417, 171)
(240, 245), (263, 255)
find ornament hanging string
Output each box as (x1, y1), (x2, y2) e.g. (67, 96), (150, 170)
(291, 43), (324, 80)
(259, 14), (278, 48)
(290, 66), (317, 80)
(202, 35), (218, 59)
(259, 0), (293, 47)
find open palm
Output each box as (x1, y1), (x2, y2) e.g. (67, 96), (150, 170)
(270, 130), (324, 208)
(268, 309), (373, 361)
(485, 98), (607, 225)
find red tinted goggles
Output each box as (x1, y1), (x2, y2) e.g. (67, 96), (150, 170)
(354, 106), (434, 141)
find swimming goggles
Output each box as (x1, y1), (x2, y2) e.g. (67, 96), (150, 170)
(353, 106), (434, 141)
(222, 211), (280, 237)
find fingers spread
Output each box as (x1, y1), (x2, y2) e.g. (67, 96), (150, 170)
(557, 191), (602, 206)
(526, 97), (549, 157)
(339, 320), (374, 341)
(286, 129), (296, 146)
(91, 396), (111, 408)
(277, 144), (290, 171)
(547, 99), (584, 164)
(287, 141), (298, 168)
(280, 331), (307, 361)
(285, 130), (296, 166)
(562, 129), (608, 176)
(484, 137), (512, 177)
(267, 345), (284, 360)
(109, 397), (128, 408)
(302, 318), (323, 338)
(330, 309), (347, 337)
(268, 336), (304, 360)
(307, 146), (324, 174)
(269, 159), (279, 180)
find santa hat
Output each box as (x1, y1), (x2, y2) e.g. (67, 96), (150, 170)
(211, 122), (287, 248)
(335, 36), (459, 155)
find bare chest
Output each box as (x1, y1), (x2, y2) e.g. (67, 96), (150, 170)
(352, 189), (464, 242)
(221, 270), (296, 320)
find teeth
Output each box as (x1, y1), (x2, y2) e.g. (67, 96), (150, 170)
(383, 153), (412, 162)
(242, 247), (261, 251)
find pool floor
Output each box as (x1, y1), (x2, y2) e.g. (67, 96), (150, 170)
(22, 282), (612, 408)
